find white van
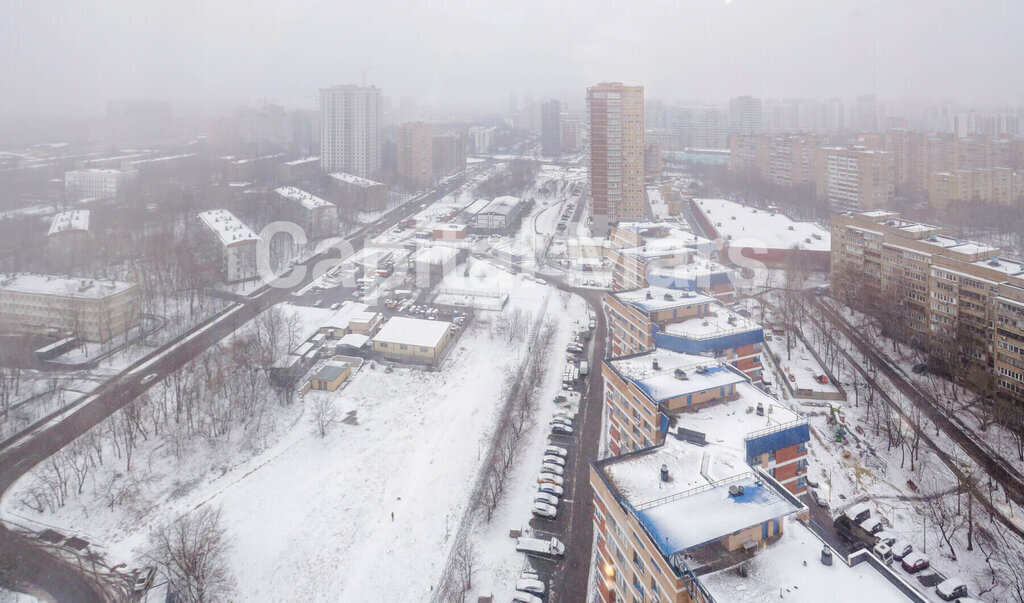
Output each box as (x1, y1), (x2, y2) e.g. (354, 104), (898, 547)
(580, 361), (589, 376)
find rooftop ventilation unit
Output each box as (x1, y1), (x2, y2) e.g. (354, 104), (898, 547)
(652, 359), (660, 370)
(673, 368), (688, 380)
(989, 259), (1001, 267)
(728, 484), (745, 497)
(660, 464), (670, 482)
(664, 293), (673, 301)
(646, 291), (653, 300)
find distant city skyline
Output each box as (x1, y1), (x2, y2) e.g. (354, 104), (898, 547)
(3, 0), (1024, 119)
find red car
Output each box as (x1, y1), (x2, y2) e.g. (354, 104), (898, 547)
(900, 551), (929, 573)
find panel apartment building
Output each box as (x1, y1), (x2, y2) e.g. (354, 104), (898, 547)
(815, 147), (895, 212)
(319, 85), (383, 178)
(0, 274), (140, 343)
(588, 83), (645, 236)
(397, 121), (434, 190)
(197, 210), (262, 283)
(831, 210), (1024, 410)
(275, 187), (339, 239)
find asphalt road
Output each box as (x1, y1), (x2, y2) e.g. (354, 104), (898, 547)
(545, 286), (607, 602)
(0, 167), (484, 602)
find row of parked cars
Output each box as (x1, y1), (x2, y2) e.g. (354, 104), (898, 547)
(834, 502), (970, 601)
(532, 443), (570, 519)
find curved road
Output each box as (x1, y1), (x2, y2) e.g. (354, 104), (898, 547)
(0, 168), (485, 601)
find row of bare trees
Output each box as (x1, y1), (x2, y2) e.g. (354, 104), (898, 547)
(17, 306), (302, 516)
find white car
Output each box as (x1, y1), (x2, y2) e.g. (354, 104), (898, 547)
(534, 492), (560, 506)
(532, 501), (557, 519)
(330, 302), (341, 310)
(538, 473), (563, 486)
(546, 445), (568, 458)
(540, 462), (564, 476)
(551, 424), (573, 436)
(538, 482), (563, 497)
(140, 373), (157, 385)
(542, 454), (565, 467)
(515, 578), (546, 595)
(512, 592), (543, 603)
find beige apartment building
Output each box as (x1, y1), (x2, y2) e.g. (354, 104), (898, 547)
(397, 122), (434, 191)
(816, 147), (895, 212)
(0, 274), (140, 343)
(729, 133), (823, 187)
(928, 168), (1023, 210)
(831, 210), (1024, 410)
(588, 83), (645, 236)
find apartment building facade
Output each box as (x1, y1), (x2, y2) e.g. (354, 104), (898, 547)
(816, 147), (895, 212)
(64, 168), (135, 199)
(605, 287), (764, 381)
(397, 121), (434, 190)
(588, 83), (645, 236)
(541, 99), (562, 157)
(319, 85), (383, 178)
(275, 187), (339, 239)
(831, 210), (1024, 409)
(0, 274), (140, 343)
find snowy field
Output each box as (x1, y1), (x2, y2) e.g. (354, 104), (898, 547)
(2, 260), (589, 600)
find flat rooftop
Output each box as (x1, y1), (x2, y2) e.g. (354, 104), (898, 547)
(614, 286), (714, 312)
(661, 305), (761, 340)
(275, 186), (334, 210)
(693, 198), (830, 252)
(609, 350), (746, 402)
(48, 210), (89, 235)
(330, 172), (383, 188)
(673, 383), (803, 455)
(373, 316), (452, 348)
(701, 518), (921, 602)
(284, 156), (319, 166)
(972, 257), (1024, 277)
(198, 210), (260, 246)
(0, 273), (135, 298)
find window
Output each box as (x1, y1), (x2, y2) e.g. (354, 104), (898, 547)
(379, 342), (387, 348)
(420, 346), (428, 352)
(400, 344), (408, 350)
(797, 477), (807, 489)
(796, 442), (807, 453)
(632, 550), (645, 575)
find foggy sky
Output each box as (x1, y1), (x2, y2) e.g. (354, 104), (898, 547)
(2, 0), (1022, 118)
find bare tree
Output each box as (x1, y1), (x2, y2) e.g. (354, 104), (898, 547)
(921, 481), (967, 561)
(453, 540), (479, 601)
(149, 507), (234, 602)
(309, 396), (339, 438)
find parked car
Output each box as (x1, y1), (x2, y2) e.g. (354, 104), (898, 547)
(546, 445), (568, 458)
(534, 492), (559, 506)
(935, 577), (968, 601)
(330, 302), (341, 310)
(540, 462), (564, 476)
(532, 501), (558, 519)
(550, 416), (573, 427)
(809, 488), (828, 508)
(890, 540), (913, 560)
(551, 424), (573, 436)
(516, 578), (546, 595)
(901, 551), (930, 573)
(542, 454), (565, 467)
(512, 592), (543, 603)
(141, 373), (157, 386)
(313, 299), (324, 307)
(538, 473), (563, 486)
(538, 482), (564, 497)
(132, 567), (156, 592)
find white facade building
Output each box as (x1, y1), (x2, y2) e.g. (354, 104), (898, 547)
(468, 126), (495, 154)
(275, 187), (339, 239)
(319, 85), (383, 178)
(64, 169), (135, 199)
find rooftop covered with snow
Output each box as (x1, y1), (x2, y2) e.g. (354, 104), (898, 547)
(198, 210), (260, 246)
(608, 350), (746, 403)
(373, 316), (452, 349)
(48, 210), (90, 235)
(660, 305), (761, 340)
(275, 186), (335, 210)
(330, 172), (384, 188)
(614, 286), (714, 312)
(693, 198), (830, 252)
(0, 273), (135, 298)
(701, 518), (921, 601)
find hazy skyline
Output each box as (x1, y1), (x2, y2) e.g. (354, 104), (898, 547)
(3, 0), (1023, 118)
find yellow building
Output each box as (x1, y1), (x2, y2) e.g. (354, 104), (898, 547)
(308, 360), (352, 392)
(372, 317), (453, 365)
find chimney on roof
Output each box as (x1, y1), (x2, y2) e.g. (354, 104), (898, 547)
(652, 358), (660, 370)
(646, 291), (653, 300)
(660, 464), (670, 482)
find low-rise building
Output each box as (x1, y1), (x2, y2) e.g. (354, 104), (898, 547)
(432, 223), (467, 241)
(469, 196), (525, 236)
(278, 156), (320, 182)
(409, 245), (468, 288)
(317, 301), (383, 339)
(275, 186), (339, 239)
(0, 273), (140, 343)
(372, 316), (453, 365)
(197, 210), (261, 283)
(308, 360), (352, 391)
(329, 172), (388, 212)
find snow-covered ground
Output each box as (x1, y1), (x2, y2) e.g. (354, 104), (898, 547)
(759, 293), (1024, 601)
(2, 256), (589, 600)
